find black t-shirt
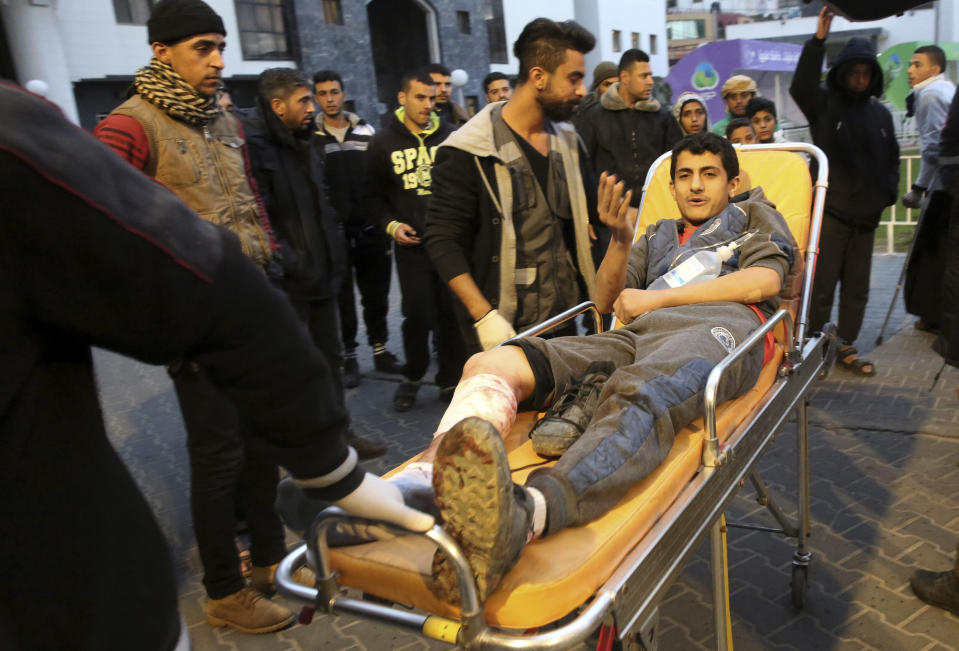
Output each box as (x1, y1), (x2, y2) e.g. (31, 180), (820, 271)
(507, 124), (550, 194)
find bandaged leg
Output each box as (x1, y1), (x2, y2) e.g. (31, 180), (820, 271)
(434, 373), (518, 439)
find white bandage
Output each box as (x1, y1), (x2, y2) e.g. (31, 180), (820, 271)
(434, 373), (518, 439)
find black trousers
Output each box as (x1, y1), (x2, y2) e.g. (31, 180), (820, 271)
(174, 366), (286, 600)
(292, 296), (345, 394)
(338, 229), (392, 353)
(394, 244), (467, 387)
(809, 212), (876, 345)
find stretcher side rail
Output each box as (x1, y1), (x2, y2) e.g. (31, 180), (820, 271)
(703, 308), (795, 468)
(602, 328), (831, 646)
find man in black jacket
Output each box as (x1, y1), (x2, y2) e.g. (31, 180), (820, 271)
(367, 71), (466, 411)
(790, 7), (899, 376)
(0, 82), (433, 651)
(425, 18), (600, 354)
(313, 69), (404, 387)
(577, 48), (682, 206)
(241, 68), (385, 460)
(913, 90), (959, 619)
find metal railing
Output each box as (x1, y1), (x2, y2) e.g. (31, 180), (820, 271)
(879, 154), (921, 255)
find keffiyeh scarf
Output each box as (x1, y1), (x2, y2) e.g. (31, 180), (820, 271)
(134, 57), (221, 126)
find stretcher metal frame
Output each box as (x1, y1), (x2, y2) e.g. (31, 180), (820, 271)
(276, 143), (833, 650)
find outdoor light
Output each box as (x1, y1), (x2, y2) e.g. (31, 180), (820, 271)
(450, 69), (468, 107)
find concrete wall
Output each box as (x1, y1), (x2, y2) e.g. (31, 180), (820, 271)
(493, 0), (668, 84)
(490, 0), (576, 76)
(2, 0), (294, 124)
(725, 8), (938, 51)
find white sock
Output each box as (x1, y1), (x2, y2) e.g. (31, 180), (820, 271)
(388, 461), (432, 486)
(433, 373), (518, 438)
(526, 486), (547, 541)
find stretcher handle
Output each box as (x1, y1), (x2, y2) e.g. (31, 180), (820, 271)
(277, 506), (617, 649)
(508, 301), (605, 342)
(294, 507), (484, 619)
(703, 308), (793, 467)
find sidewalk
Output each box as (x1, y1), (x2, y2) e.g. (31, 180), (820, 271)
(94, 253), (959, 649)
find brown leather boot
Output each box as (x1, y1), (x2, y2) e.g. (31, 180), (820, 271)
(204, 586), (295, 634)
(250, 563), (316, 596)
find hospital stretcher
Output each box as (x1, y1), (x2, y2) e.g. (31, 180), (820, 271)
(275, 143), (835, 649)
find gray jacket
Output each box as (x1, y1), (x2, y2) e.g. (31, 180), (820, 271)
(912, 75), (956, 192)
(626, 187), (795, 317)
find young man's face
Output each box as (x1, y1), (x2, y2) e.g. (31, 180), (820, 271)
(272, 86), (315, 132)
(680, 102), (707, 134)
(399, 80), (436, 129)
(908, 52), (940, 88)
(217, 91), (233, 112)
(314, 80), (345, 118)
(429, 72), (452, 104)
(750, 110), (776, 143)
(153, 33), (226, 97)
(728, 125), (756, 145)
(596, 75), (618, 96)
(485, 78), (511, 103)
(670, 150), (738, 225)
(844, 62), (872, 93)
(536, 48), (586, 121)
(620, 60), (654, 102)
(724, 90), (754, 117)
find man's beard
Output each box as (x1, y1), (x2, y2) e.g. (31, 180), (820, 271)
(538, 89), (579, 122)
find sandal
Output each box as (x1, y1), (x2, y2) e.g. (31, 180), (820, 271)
(837, 345), (875, 376)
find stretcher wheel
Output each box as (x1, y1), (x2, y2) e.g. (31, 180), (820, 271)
(790, 564), (808, 609)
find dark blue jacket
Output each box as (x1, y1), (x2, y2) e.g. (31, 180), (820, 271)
(241, 101), (346, 300)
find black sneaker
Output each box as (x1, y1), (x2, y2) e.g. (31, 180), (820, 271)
(345, 430), (386, 460)
(430, 417), (533, 604)
(910, 566), (959, 616)
(393, 381), (420, 412)
(530, 361), (614, 458)
(342, 357), (360, 388)
(374, 349), (405, 375)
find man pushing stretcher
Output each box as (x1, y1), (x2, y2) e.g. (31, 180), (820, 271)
(389, 133), (797, 604)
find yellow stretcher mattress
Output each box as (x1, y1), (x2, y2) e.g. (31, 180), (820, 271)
(326, 149), (812, 629)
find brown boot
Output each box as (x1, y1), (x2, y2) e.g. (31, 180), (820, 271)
(250, 563), (316, 596)
(909, 542), (959, 616)
(204, 586), (295, 634)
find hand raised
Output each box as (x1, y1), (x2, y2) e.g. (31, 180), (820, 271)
(815, 7), (834, 40)
(597, 172), (636, 245)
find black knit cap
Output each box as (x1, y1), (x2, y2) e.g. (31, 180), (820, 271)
(147, 0), (226, 45)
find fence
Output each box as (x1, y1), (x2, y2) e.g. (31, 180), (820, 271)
(878, 154), (921, 255)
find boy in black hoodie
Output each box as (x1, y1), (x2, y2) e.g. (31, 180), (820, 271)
(366, 71), (466, 411)
(790, 8), (899, 376)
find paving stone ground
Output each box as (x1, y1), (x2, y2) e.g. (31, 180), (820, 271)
(95, 254), (959, 650)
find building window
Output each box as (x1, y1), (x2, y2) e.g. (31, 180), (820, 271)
(457, 11), (471, 35)
(649, 33), (659, 55)
(631, 32), (640, 49)
(235, 0), (292, 59)
(667, 0), (677, 7)
(113, 0), (152, 25)
(612, 30), (621, 53)
(667, 20), (706, 40)
(485, 0), (508, 64)
(322, 0), (343, 25)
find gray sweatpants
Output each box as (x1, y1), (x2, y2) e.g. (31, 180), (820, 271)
(517, 302), (765, 535)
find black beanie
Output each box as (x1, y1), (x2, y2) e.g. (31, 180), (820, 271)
(147, 0), (226, 45)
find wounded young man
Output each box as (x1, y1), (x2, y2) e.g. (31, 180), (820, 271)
(395, 132), (795, 602)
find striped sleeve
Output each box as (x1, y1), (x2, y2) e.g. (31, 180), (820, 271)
(93, 114), (150, 171)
